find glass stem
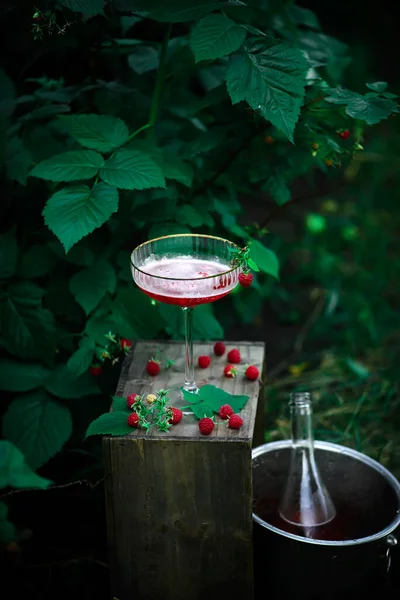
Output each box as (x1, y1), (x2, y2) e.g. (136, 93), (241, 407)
(183, 307), (196, 392)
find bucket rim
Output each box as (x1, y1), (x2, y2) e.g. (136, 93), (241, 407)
(252, 440), (400, 547)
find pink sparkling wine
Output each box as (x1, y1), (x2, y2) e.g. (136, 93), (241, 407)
(133, 255), (238, 307)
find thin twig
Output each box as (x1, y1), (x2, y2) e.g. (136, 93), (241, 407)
(294, 295), (326, 353)
(192, 126), (264, 198)
(0, 475), (109, 499)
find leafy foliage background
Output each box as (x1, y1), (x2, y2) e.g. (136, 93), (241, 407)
(0, 0), (399, 555)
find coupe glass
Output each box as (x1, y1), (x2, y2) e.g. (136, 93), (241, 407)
(130, 234), (240, 406)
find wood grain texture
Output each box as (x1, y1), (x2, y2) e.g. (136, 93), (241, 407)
(115, 340), (265, 441)
(104, 340), (266, 600)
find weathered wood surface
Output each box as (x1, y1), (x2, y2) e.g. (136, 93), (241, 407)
(104, 340), (265, 600)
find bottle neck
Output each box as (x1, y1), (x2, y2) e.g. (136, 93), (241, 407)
(290, 398), (314, 449)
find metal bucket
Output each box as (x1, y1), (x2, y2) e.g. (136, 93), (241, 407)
(252, 441), (400, 599)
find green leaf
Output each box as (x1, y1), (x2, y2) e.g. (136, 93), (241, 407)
(0, 231), (18, 279)
(263, 171), (291, 206)
(163, 156), (194, 187)
(0, 441), (52, 490)
(45, 365), (99, 399)
(67, 345), (95, 377)
(343, 358), (370, 380)
(100, 149), (166, 190)
(366, 81), (388, 93)
(31, 150), (104, 182)
(112, 286), (167, 339)
(85, 411), (132, 437)
(122, 0), (218, 23)
(181, 390), (214, 419)
(181, 385), (249, 419)
(59, 0), (105, 17)
(345, 96), (395, 125)
(69, 259), (117, 315)
(5, 137), (33, 185)
(288, 5), (320, 30)
(175, 205), (204, 227)
(0, 358), (50, 392)
(2, 392), (73, 469)
(1, 282), (56, 360)
(197, 384), (249, 413)
(249, 240), (279, 279)
(190, 14), (246, 62)
(324, 87), (359, 105)
(0, 501), (16, 543)
(59, 114), (129, 153)
(226, 37), (308, 142)
(128, 46), (159, 74)
(17, 245), (57, 279)
(43, 182), (119, 252)
(247, 258), (259, 272)
(111, 396), (130, 412)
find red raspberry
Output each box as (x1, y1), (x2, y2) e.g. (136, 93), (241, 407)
(198, 417), (215, 435)
(224, 364), (237, 378)
(89, 364), (102, 376)
(218, 404), (234, 420)
(245, 365), (259, 380)
(120, 338), (132, 351)
(228, 414), (243, 429)
(169, 407), (183, 425)
(198, 355), (211, 368)
(337, 129), (350, 140)
(239, 272), (253, 287)
(213, 341), (226, 356)
(146, 359), (160, 376)
(126, 393), (140, 409)
(227, 348), (241, 364)
(127, 412), (140, 428)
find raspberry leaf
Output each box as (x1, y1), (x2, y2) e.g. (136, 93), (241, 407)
(197, 384), (249, 413)
(0, 358), (50, 392)
(2, 392), (73, 469)
(100, 149), (166, 190)
(0, 440), (52, 490)
(163, 156), (194, 188)
(69, 259), (117, 315)
(226, 37), (308, 142)
(45, 364), (99, 399)
(1, 282), (56, 361)
(43, 183), (119, 252)
(190, 14), (246, 63)
(59, 114), (129, 153)
(182, 385), (249, 418)
(111, 396), (131, 412)
(128, 46), (159, 75)
(31, 150), (104, 182)
(67, 345), (96, 377)
(85, 411), (134, 437)
(249, 240), (279, 279)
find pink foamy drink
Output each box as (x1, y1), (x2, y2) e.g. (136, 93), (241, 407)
(133, 255), (237, 307)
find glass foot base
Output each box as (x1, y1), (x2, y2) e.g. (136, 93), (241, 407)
(164, 384), (198, 415)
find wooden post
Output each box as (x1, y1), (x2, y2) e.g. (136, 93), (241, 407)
(103, 340), (265, 600)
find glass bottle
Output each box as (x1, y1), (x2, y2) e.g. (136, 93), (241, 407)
(279, 392), (336, 533)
